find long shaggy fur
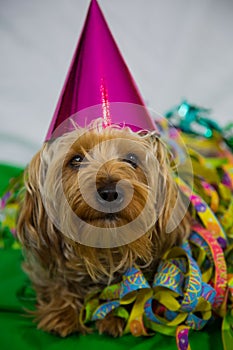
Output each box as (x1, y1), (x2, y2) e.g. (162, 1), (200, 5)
(17, 123), (190, 337)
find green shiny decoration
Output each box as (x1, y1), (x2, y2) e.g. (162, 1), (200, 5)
(165, 101), (222, 138)
(223, 123), (233, 151)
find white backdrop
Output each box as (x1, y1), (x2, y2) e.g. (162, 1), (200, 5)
(1, 0), (233, 166)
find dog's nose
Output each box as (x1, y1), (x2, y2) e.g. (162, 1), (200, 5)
(97, 183), (124, 205)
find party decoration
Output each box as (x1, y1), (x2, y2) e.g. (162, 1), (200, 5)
(45, 0), (157, 141)
(165, 100), (221, 138)
(0, 172), (24, 249)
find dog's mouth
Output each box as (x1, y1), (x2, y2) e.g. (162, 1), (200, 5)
(85, 213), (119, 223)
(78, 211), (130, 227)
(104, 213), (118, 221)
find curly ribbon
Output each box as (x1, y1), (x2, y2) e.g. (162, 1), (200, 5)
(79, 227), (227, 349)
(175, 177), (227, 244)
(191, 224), (227, 315)
(80, 242), (217, 350)
(222, 311), (233, 350)
(176, 326), (191, 350)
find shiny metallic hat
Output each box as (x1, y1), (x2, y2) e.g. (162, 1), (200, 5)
(45, 0), (157, 141)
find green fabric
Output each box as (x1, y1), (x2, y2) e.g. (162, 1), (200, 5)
(0, 164), (224, 349)
(0, 163), (24, 195)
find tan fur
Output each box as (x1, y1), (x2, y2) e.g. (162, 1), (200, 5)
(17, 123), (190, 337)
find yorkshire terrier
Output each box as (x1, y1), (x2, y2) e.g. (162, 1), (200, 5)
(17, 121), (190, 337)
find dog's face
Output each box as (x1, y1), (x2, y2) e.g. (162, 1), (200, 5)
(63, 129), (150, 228)
(61, 128), (160, 242)
(18, 122), (190, 281)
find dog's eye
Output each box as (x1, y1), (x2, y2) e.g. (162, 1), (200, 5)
(69, 154), (83, 169)
(122, 153), (138, 168)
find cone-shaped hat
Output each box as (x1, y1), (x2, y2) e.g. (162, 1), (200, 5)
(45, 0), (157, 141)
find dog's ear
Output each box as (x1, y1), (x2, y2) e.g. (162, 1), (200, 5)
(142, 131), (191, 252)
(17, 148), (59, 266)
(17, 150), (43, 246)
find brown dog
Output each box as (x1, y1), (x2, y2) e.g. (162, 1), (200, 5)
(17, 121), (190, 337)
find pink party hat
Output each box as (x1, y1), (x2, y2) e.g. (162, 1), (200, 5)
(45, 0), (157, 141)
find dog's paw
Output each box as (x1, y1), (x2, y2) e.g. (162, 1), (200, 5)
(36, 304), (90, 337)
(96, 313), (126, 337)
